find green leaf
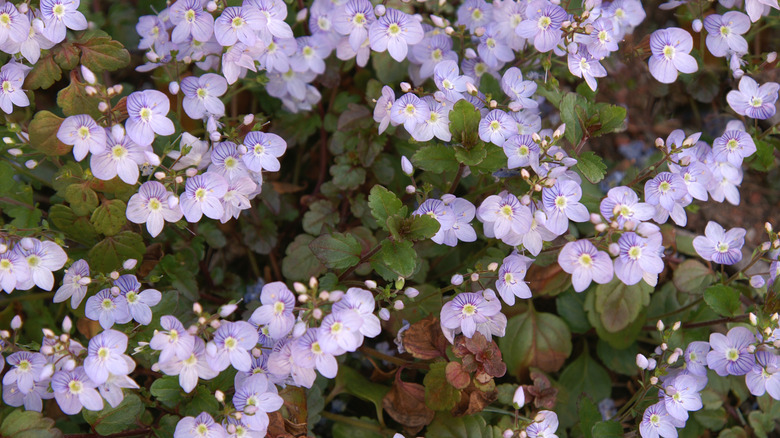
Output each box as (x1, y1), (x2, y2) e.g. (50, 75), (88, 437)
(181, 386), (220, 417)
(82, 394), (144, 435)
(337, 366), (390, 424)
(576, 151), (607, 185)
(28, 111), (70, 156)
(303, 199), (339, 235)
(197, 222), (227, 248)
(23, 54), (62, 90)
(449, 100), (482, 148)
(309, 232), (363, 269)
(330, 163), (366, 190)
(557, 348), (612, 429)
(373, 239), (416, 278)
(412, 144), (458, 173)
(57, 71), (103, 119)
(332, 419), (384, 438)
(406, 214), (441, 241)
(592, 104), (627, 137)
(594, 279), (652, 332)
(596, 340), (639, 375)
(153, 415), (179, 438)
(499, 306), (572, 376)
(579, 398), (601, 438)
(585, 289), (646, 349)
(282, 234), (326, 281)
(49, 204), (99, 244)
(704, 285), (741, 317)
(673, 259), (715, 293)
(150, 376), (184, 408)
(424, 362), (461, 411)
(88, 231), (147, 273)
(469, 145), (508, 175)
(74, 29), (131, 72)
(454, 143), (488, 166)
(591, 421), (623, 438)
(65, 183), (99, 216)
(560, 92), (588, 145)
(368, 185), (404, 231)
(90, 199), (127, 236)
(0, 409), (63, 438)
(696, 408), (728, 432)
(54, 42), (81, 70)
(426, 413), (499, 438)
(556, 289), (592, 334)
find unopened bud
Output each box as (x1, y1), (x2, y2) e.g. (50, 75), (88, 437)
(40, 363), (55, 380)
(513, 385), (525, 409)
(636, 354), (648, 369)
(379, 308), (390, 321)
(252, 347), (263, 358)
(404, 287), (419, 298)
(210, 131), (221, 142)
(109, 271), (120, 280)
(649, 376), (658, 385)
(78, 277), (91, 286)
(18, 3), (28, 13)
(364, 280), (377, 289)
(553, 124), (565, 139)
(766, 222), (773, 233)
(292, 321), (307, 337)
(400, 82), (412, 92)
(309, 276), (318, 289)
(296, 8), (308, 22)
(733, 69), (744, 79)
(503, 430), (513, 438)
(405, 185), (416, 194)
(206, 0), (217, 12)
(691, 19), (702, 32)
(85, 85), (97, 96)
(7, 147), (22, 156)
(374, 4), (386, 16)
(667, 352), (680, 364)
(219, 304), (238, 317)
(312, 308), (323, 319)
(193, 302), (203, 314)
(489, 100), (497, 108)
(393, 300), (404, 310)
(520, 194), (531, 205)
(401, 156), (413, 175)
(487, 262), (499, 272)
(590, 213), (602, 224)
(294, 282), (307, 294)
(62, 316), (73, 333)
(466, 82), (478, 95)
(474, 26), (485, 37)
(470, 273), (479, 282)
(215, 390), (225, 402)
(672, 321), (681, 331)
(749, 313), (758, 326)
(40, 345), (54, 356)
(42, 328), (56, 338)
(298, 294), (308, 303)
(445, 26), (454, 35)
(319, 291), (330, 301)
(532, 132), (542, 143)
(561, 20), (571, 28)
(520, 169), (530, 179)
(660, 342), (668, 351)
(328, 290), (344, 301)
(98, 101), (109, 112)
(748, 345), (756, 353)
(751, 276), (766, 288)
(11, 315), (22, 330)
(123, 259), (138, 270)
(608, 243), (620, 256)
(595, 223), (608, 232)
(209, 319), (221, 329)
(168, 81), (179, 95)
(451, 274), (464, 285)
(24, 160), (37, 169)
(113, 84), (123, 94)
(767, 52), (777, 63)
(167, 195), (179, 209)
(431, 14), (446, 27)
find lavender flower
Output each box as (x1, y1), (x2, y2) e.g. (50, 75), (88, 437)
(150, 315), (196, 363)
(174, 413), (226, 438)
(291, 36), (331, 74)
(169, 0), (214, 44)
(526, 410), (559, 438)
(542, 179), (590, 235)
(440, 292), (501, 338)
(693, 221), (746, 265)
(208, 141), (249, 182)
(600, 186), (655, 228)
(390, 93), (429, 133)
(744, 0), (780, 22)
(496, 253), (534, 304)
(478, 24), (514, 69)
(332, 287), (381, 339)
(433, 60), (473, 103)
(456, 0), (492, 32)
(669, 162), (711, 202)
(567, 46), (607, 91)
(180, 172), (229, 222)
(477, 192), (532, 240)
(583, 18), (618, 59)
(207, 321), (259, 372)
(51, 367), (103, 415)
(412, 98), (452, 143)
(221, 177), (257, 223)
(0, 245), (29, 293)
(40, 0), (87, 43)
(515, 1), (567, 53)
(501, 67), (538, 110)
(479, 109), (517, 146)
(745, 351), (780, 399)
(318, 310), (364, 354)
(115, 274), (161, 325)
(232, 374), (284, 432)
(712, 130), (756, 166)
(84, 329), (130, 385)
(57, 115), (107, 162)
(410, 34), (457, 79)
(644, 172), (687, 213)
(414, 199), (455, 243)
(726, 76), (779, 120)
(125, 90), (175, 146)
(249, 282), (296, 339)
(614, 230), (664, 286)
(267, 339), (316, 388)
(648, 27), (698, 84)
(707, 326), (756, 376)
(242, 131), (287, 173)
(0, 4), (30, 46)
(558, 240), (614, 292)
(662, 374), (703, 421)
(684, 341), (710, 376)
(85, 288), (132, 329)
(12, 238), (67, 291)
(127, 181), (183, 238)
(181, 74), (228, 120)
(332, 0), (374, 51)
(640, 402), (683, 438)
(374, 86), (395, 134)
(53, 259), (90, 308)
(159, 338), (217, 393)
(438, 195), (477, 247)
(3, 380), (54, 412)
(90, 127), (147, 184)
(215, 6), (263, 47)
(292, 329), (338, 378)
(3, 351), (45, 394)
(245, 0), (293, 41)
(98, 370), (139, 408)
(368, 8), (424, 62)
(503, 135), (540, 169)
(703, 12), (750, 57)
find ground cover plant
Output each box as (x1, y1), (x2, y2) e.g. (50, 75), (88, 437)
(0, 0), (779, 437)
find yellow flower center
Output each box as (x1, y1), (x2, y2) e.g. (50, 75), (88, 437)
(538, 16), (551, 30)
(224, 337), (238, 350)
(628, 246), (642, 260)
(53, 4), (65, 17)
(555, 196), (567, 209)
(331, 322), (343, 333)
(112, 145), (127, 159)
(195, 188), (207, 201)
(18, 360), (30, 371)
(726, 348), (739, 361)
(69, 380), (83, 393)
(148, 198), (162, 211)
(274, 301), (285, 315)
(663, 45), (675, 60)
(185, 9), (196, 22)
(27, 255), (40, 268)
(139, 107), (152, 122)
(0, 14), (10, 25)
(500, 205), (513, 218)
(78, 126), (91, 139)
(232, 16), (244, 28)
(726, 139), (739, 151)
(578, 253), (593, 267)
(98, 347), (110, 359)
(462, 304), (477, 315)
(353, 13), (365, 25)
(101, 298), (114, 310)
(126, 291), (138, 303)
(388, 23), (401, 36)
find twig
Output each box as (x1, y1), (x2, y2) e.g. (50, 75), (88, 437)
(65, 428), (151, 438)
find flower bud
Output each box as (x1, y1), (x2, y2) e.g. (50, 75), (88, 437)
(444, 26), (454, 35)
(193, 302), (203, 314)
(252, 347), (263, 358)
(767, 52), (778, 63)
(78, 276), (92, 286)
(660, 342), (668, 351)
(431, 14), (446, 27)
(62, 316), (73, 333)
(80, 65), (97, 84)
(672, 321), (681, 331)
(220, 304), (238, 317)
(487, 262), (499, 272)
(636, 354), (649, 369)
(470, 272), (479, 282)
(400, 82), (412, 92)
(464, 48), (477, 59)
(512, 384), (525, 409)
(197, 316), (207, 325)
(110, 271), (120, 280)
(595, 223), (608, 232)
(168, 81), (180, 95)
(393, 300), (404, 310)
(18, 3), (28, 13)
(608, 243), (620, 256)
(113, 84), (123, 94)
(553, 124), (565, 140)
(329, 290), (344, 301)
(0, 330), (8, 339)
(166, 194), (179, 209)
(520, 169), (530, 179)
(451, 274), (464, 285)
(691, 19), (702, 32)
(733, 69), (744, 79)
(657, 321), (665, 333)
(312, 308), (323, 319)
(25, 160), (37, 169)
(215, 390), (225, 402)
(489, 99), (498, 108)
(405, 184), (416, 194)
(40, 345), (54, 356)
(11, 315), (22, 330)
(649, 376), (658, 385)
(748, 344), (756, 353)
(761, 242), (771, 251)
(244, 405), (258, 415)
(7, 148), (22, 156)
(503, 430), (513, 438)
(751, 276), (766, 288)
(379, 308), (391, 321)
(474, 26), (485, 37)
(209, 319), (221, 329)
(404, 287), (419, 298)
(85, 85), (98, 96)
(401, 156), (414, 175)
(532, 132), (542, 143)
(374, 4), (386, 16)
(319, 291), (330, 301)
(466, 82), (478, 95)
(667, 351), (680, 364)
(508, 101), (523, 112)
(298, 294), (308, 303)
(749, 313), (758, 326)
(296, 8), (308, 22)
(292, 321), (307, 337)
(364, 280), (377, 289)
(294, 282), (307, 294)
(210, 131), (221, 142)
(123, 259), (138, 270)
(98, 101), (109, 113)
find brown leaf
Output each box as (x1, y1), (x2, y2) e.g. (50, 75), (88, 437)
(402, 315), (448, 360)
(526, 371), (558, 409)
(445, 362), (471, 389)
(525, 262), (570, 297)
(382, 371), (435, 433)
(450, 385), (497, 417)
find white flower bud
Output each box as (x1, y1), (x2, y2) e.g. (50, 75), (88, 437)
(18, 3), (28, 13)
(78, 276), (91, 285)
(749, 313), (758, 326)
(312, 308), (323, 319)
(750, 276), (765, 288)
(219, 304), (238, 317)
(298, 294), (308, 303)
(451, 274), (464, 285)
(197, 317), (207, 325)
(62, 316), (73, 333)
(319, 291), (330, 300)
(405, 185), (416, 194)
(692, 19), (702, 32)
(393, 300), (404, 310)
(636, 354), (649, 369)
(466, 82), (478, 95)
(464, 48), (477, 59)
(667, 351), (680, 364)
(123, 259), (138, 270)
(513, 386), (525, 409)
(168, 81), (179, 95)
(431, 14), (446, 27)
(487, 262), (499, 272)
(294, 282), (307, 294)
(765, 222), (773, 233)
(733, 69), (744, 79)
(329, 290), (344, 301)
(748, 344), (756, 353)
(520, 169), (530, 179)
(41, 363), (56, 380)
(0, 330), (9, 339)
(400, 82), (412, 92)
(772, 313), (778, 321)
(767, 52), (777, 63)
(185, 168), (199, 178)
(206, 1), (218, 12)
(404, 287), (419, 298)
(85, 85), (98, 96)
(11, 315), (22, 330)
(374, 4), (386, 16)
(227, 425), (237, 434)
(520, 195), (531, 205)
(167, 194), (179, 209)
(470, 273), (479, 282)
(309, 276), (319, 289)
(474, 26), (485, 37)
(379, 308), (390, 321)
(672, 321), (681, 331)
(113, 84), (123, 94)
(244, 405), (258, 415)
(595, 223), (608, 233)
(553, 124), (566, 139)
(80, 65), (97, 84)
(649, 376), (658, 385)
(364, 280), (377, 289)
(193, 302), (203, 314)
(660, 342), (668, 351)
(489, 99), (497, 108)
(215, 390), (225, 402)
(401, 156), (414, 175)
(445, 26), (454, 35)
(209, 319), (221, 329)
(40, 345), (54, 356)
(508, 101), (523, 112)
(296, 8), (308, 22)
(252, 347), (263, 358)
(762, 242), (771, 251)
(292, 321), (307, 337)
(561, 20), (571, 28)
(98, 101), (109, 113)
(210, 131), (221, 142)
(608, 243), (620, 256)
(24, 160), (37, 169)
(7, 148), (22, 156)
(110, 271), (120, 280)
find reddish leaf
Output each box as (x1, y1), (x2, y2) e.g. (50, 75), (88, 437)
(382, 371), (435, 433)
(402, 315), (449, 360)
(451, 385), (497, 417)
(445, 362), (471, 389)
(23, 54), (62, 90)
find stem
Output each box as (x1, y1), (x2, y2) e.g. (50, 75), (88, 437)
(0, 291), (55, 303)
(338, 243), (383, 281)
(448, 163), (465, 194)
(320, 411), (384, 433)
(358, 346), (428, 370)
(65, 429), (151, 438)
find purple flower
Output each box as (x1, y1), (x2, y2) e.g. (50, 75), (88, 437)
(558, 240), (614, 292)
(644, 172), (687, 213)
(669, 162), (711, 202)
(515, 1), (567, 53)
(221, 177), (257, 223)
(503, 135), (540, 169)
(292, 329), (338, 378)
(57, 115), (107, 161)
(98, 372), (139, 409)
(54, 259), (90, 308)
(127, 181), (183, 237)
(232, 374), (284, 432)
(614, 231), (664, 286)
(3, 351), (45, 394)
(600, 186), (655, 229)
(136, 15), (167, 50)
(648, 27), (698, 84)
(368, 8), (424, 62)
(125, 90), (175, 146)
(174, 412), (226, 438)
(584, 18), (619, 59)
(249, 282), (295, 339)
(496, 253), (534, 304)
(412, 98), (452, 143)
(479, 109), (517, 146)
(0, 4), (30, 46)
(567, 46), (607, 91)
(333, 0), (375, 52)
(456, 0), (492, 32)
(115, 274), (161, 325)
(3, 380), (54, 412)
(438, 195), (477, 247)
(726, 76), (779, 120)
(542, 179), (590, 235)
(693, 221), (746, 265)
(373, 86), (395, 134)
(267, 339), (316, 388)
(51, 367), (103, 415)
(150, 315), (195, 363)
(707, 326), (756, 376)
(744, 0), (780, 22)
(478, 24), (514, 69)
(159, 338), (217, 393)
(501, 67), (538, 110)
(745, 351), (780, 399)
(180, 172), (229, 223)
(662, 374), (703, 421)
(291, 36), (331, 74)
(414, 199), (456, 242)
(12, 238), (67, 291)
(90, 127), (147, 184)
(526, 410), (559, 438)
(40, 0), (87, 43)
(84, 329), (130, 385)
(85, 288), (132, 329)
(208, 141), (249, 182)
(0, 62), (30, 115)
(640, 402), (683, 438)
(181, 74), (228, 120)
(169, 0), (214, 44)
(215, 6), (263, 47)
(242, 131), (287, 172)
(477, 192), (532, 240)
(684, 341), (710, 376)
(332, 287), (381, 339)
(703, 12), (750, 57)
(433, 60), (473, 103)
(0, 245), (29, 293)
(318, 310), (364, 354)
(390, 93), (430, 133)
(207, 321), (259, 372)
(440, 292), (501, 338)
(410, 34), (457, 79)
(712, 130), (756, 166)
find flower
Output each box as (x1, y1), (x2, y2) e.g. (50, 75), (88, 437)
(0, 3), (30, 46)
(180, 172), (229, 223)
(648, 27), (698, 83)
(291, 36), (331, 74)
(558, 240), (614, 292)
(115, 274), (161, 325)
(744, 0), (780, 22)
(644, 172), (687, 213)
(232, 374), (284, 432)
(390, 93), (429, 133)
(526, 410), (559, 438)
(479, 109), (517, 146)
(169, 0), (214, 44)
(373, 86), (395, 134)
(174, 412), (226, 438)
(159, 338), (218, 393)
(150, 315), (196, 363)
(707, 326), (756, 376)
(0, 246), (29, 294)
(368, 8), (424, 62)
(90, 127), (147, 184)
(249, 281), (296, 339)
(745, 351), (780, 399)
(127, 181), (183, 237)
(85, 288), (132, 329)
(434, 60), (473, 103)
(318, 310), (364, 354)
(456, 0), (492, 32)
(208, 141), (249, 182)
(614, 231), (664, 286)
(40, 0), (88, 43)
(414, 198), (456, 243)
(503, 134), (540, 169)
(496, 253), (534, 304)
(292, 329), (338, 378)
(662, 374), (703, 421)
(332, 287), (381, 339)
(440, 292), (502, 338)
(84, 329), (130, 385)
(3, 351), (46, 394)
(599, 186), (655, 228)
(501, 67), (538, 110)
(693, 221), (746, 265)
(712, 130), (756, 166)
(221, 177), (257, 223)
(125, 90), (175, 146)
(207, 321), (259, 372)
(437, 195), (478, 247)
(639, 402), (682, 438)
(267, 339), (316, 387)
(12, 238), (67, 291)
(516, 1), (567, 52)
(51, 367), (104, 415)
(53, 259), (90, 308)
(242, 131), (287, 172)
(169, 133), (211, 170)
(684, 341), (710, 376)
(181, 74), (228, 119)
(567, 45), (607, 91)
(214, 6), (263, 47)
(57, 115), (107, 161)
(333, 0), (375, 52)
(478, 24), (514, 69)
(477, 192), (532, 240)
(726, 76), (779, 120)
(703, 11), (750, 57)
(542, 179), (590, 235)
